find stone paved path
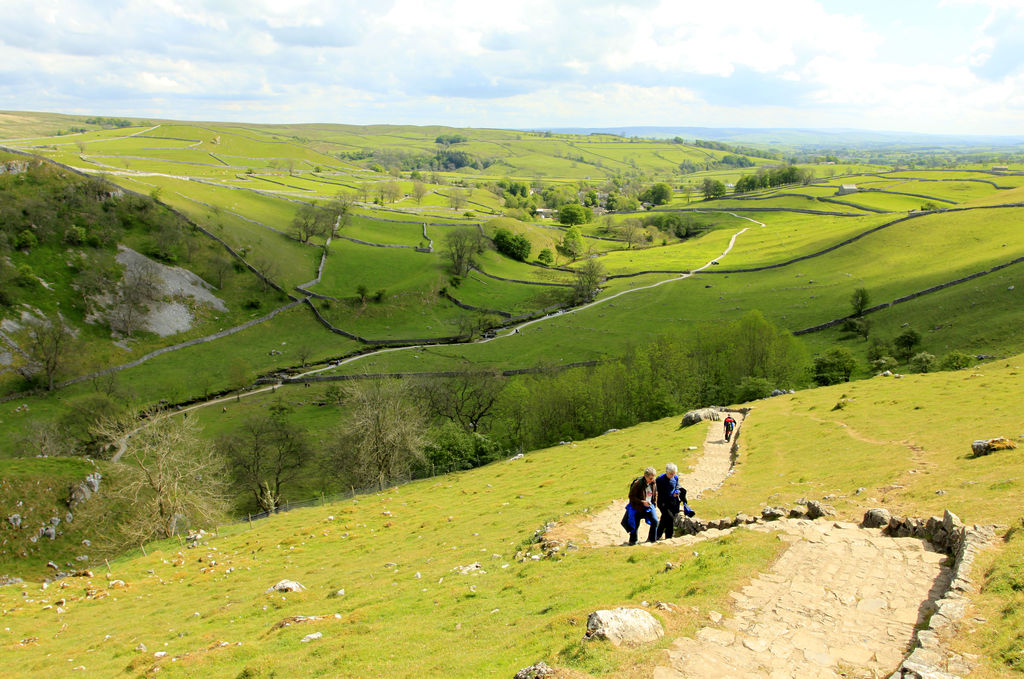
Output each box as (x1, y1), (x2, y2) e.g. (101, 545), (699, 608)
(654, 519), (952, 679)
(570, 412), (958, 678)
(578, 412), (743, 548)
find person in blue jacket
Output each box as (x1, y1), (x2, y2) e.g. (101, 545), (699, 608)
(655, 463), (687, 540)
(622, 467), (659, 545)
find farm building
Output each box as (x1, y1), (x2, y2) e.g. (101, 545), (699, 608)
(836, 184), (859, 196)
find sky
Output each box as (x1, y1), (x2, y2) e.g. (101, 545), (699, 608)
(1, 0), (1023, 134)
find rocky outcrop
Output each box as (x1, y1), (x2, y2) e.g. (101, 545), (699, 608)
(679, 407), (722, 427)
(513, 662), (555, 679)
(266, 579), (305, 593)
(585, 608), (664, 646)
(970, 437), (1017, 457)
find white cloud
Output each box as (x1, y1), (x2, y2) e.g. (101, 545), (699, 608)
(0, 0), (1021, 133)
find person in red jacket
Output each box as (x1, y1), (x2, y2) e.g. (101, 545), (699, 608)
(723, 414), (737, 442)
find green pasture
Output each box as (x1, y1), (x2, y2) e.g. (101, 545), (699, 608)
(474, 250), (575, 284)
(313, 239), (443, 299)
(453, 271), (565, 315)
(344, 215), (426, 246)
(325, 205), (1024, 376)
(314, 292), (473, 341)
(149, 181), (322, 291)
(804, 260), (1024, 364)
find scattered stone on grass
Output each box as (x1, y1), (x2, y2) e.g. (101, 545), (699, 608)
(585, 608), (664, 646)
(266, 579), (305, 593)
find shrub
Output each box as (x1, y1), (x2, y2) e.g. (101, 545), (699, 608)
(939, 350), (973, 371)
(735, 376), (773, 402)
(492, 228), (531, 261)
(15, 229), (38, 250)
(15, 264), (37, 287)
(812, 347), (856, 385)
(63, 225), (87, 245)
(870, 356), (899, 373)
(243, 298), (262, 310)
(908, 352), (937, 373)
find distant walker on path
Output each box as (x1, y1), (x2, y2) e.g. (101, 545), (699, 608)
(723, 414), (736, 442)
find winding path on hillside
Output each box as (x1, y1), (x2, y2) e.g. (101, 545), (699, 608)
(571, 415), (961, 679)
(576, 412), (744, 548)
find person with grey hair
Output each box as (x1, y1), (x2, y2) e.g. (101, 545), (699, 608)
(655, 463), (686, 540)
(622, 466), (659, 545)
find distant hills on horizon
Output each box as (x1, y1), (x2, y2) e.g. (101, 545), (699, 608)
(543, 126), (1024, 149)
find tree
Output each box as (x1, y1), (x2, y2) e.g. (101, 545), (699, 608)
(448, 188), (468, 211)
(218, 403), (313, 512)
(619, 218), (644, 249)
(571, 258), (604, 304)
(640, 182), (672, 205)
(558, 203), (590, 225)
(333, 379), (427, 491)
(94, 413), (228, 542)
(537, 248), (554, 266)
(383, 180), (401, 203)
(812, 347), (856, 385)
(291, 203), (333, 243)
(109, 258), (161, 336)
(412, 180), (428, 205)
(492, 228), (531, 261)
(908, 352), (937, 373)
(557, 224), (586, 261)
(701, 178), (726, 200)
(414, 369), (505, 432)
(850, 288), (870, 316)
(894, 327), (922, 360)
(252, 255), (280, 293)
(18, 313), (76, 390)
(444, 228), (479, 276)
(940, 350), (973, 371)
(329, 192), (353, 231)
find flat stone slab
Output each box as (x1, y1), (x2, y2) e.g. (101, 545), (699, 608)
(656, 519), (953, 678)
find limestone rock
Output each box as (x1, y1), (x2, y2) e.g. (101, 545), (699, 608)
(971, 437), (1017, 456)
(300, 632), (322, 643)
(761, 506), (786, 521)
(806, 500), (836, 520)
(7, 514), (20, 529)
(513, 661), (554, 679)
(862, 508), (891, 528)
(942, 509), (962, 534)
(585, 608), (664, 646)
(514, 661), (555, 679)
(267, 579), (305, 593)
(679, 407), (721, 427)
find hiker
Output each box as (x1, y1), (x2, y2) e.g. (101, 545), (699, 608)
(655, 463), (686, 540)
(622, 467), (659, 545)
(723, 414), (736, 442)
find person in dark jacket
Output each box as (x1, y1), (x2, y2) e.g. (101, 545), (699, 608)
(655, 463), (687, 540)
(625, 467), (659, 545)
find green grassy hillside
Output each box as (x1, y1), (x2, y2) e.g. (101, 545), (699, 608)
(1, 358), (1021, 678)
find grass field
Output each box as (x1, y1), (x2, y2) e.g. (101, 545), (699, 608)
(2, 357), (1023, 677)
